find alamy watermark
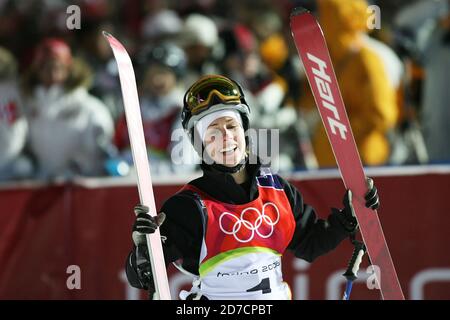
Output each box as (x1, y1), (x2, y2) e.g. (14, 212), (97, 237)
(66, 5), (81, 30)
(366, 265), (381, 290)
(66, 265), (81, 290)
(367, 5), (381, 30)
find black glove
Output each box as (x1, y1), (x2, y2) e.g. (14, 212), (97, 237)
(127, 205), (166, 297)
(128, 244), (154, 292)
(132, 204), (166, 246)
(338, 177), (380, 232)
(365, 177), (380, 210)
(337, 189), (358, 232)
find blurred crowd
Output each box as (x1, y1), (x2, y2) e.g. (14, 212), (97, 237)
(0, 0), (449, 181)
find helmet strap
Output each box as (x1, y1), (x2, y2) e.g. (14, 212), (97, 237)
(201, 152), (248, 174)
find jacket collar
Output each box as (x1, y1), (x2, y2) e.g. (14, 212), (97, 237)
(191, 157), (263, 204)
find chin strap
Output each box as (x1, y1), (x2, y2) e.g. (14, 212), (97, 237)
(202, 154), (248, 174)
(211, 160), (246, 173)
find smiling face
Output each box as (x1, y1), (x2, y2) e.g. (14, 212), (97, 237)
(203, 116), (246, 167)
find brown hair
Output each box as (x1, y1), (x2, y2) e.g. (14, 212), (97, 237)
(0, 47), (18, 80)
(22, 57), (93, 96)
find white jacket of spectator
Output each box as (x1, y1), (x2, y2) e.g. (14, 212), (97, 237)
(26, 85), (114, 178)
(0, 81), (28, 170)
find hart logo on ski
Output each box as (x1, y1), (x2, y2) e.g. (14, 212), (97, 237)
(306, 52), (348, 140)
(290, 7), (404, 300)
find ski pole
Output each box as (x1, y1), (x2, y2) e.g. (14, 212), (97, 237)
(342, 238), (366, 300)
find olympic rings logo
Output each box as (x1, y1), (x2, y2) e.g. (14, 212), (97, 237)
(219, 202), (280, 243)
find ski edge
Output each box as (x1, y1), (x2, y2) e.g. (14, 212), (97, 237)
(103, 31), (172, 300)
(289, 12), (405, 300)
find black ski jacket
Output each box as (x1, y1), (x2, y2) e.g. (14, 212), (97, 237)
(126, 161), (353, 289)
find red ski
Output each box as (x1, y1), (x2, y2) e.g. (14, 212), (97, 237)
(104, 32), (171, 300)
(290, 8), (404, 300)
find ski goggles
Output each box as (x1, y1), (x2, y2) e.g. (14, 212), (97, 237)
(184, 75), (243, 116)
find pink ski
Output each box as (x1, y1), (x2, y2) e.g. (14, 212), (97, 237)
(103, 32), (171, 300)
(290, 8), (404, 300)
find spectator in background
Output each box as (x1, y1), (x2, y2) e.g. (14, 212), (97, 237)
(394, 0), (450, 163)
(219, 22), (311, 172)
(419, 4), (450, 163)
(236, 4), (318, 171)
(178, 13), (221, 87)
(22, 38), (114, 179)
(114, 43), (197, 175)
(219, 23), (259, 89)
(363, 32), (409, 165)
(220, 22), (286, 119)
(0, 47), (32, 181)
(78, 20), (123, 120)
(141, 3), (182, 43)
(301, 0), (398, 167)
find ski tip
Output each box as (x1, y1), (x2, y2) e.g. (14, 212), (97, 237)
(102, 31), (112, 39)
(290, 7), (310, 18)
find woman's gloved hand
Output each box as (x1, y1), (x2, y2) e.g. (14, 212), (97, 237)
(132, 204), (166, 246)
(338, 177), (380, 232)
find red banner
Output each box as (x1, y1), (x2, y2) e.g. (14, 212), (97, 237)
(1, 167), (450, 299)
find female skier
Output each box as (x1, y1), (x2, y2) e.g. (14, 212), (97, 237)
(125, 74), (379, 300)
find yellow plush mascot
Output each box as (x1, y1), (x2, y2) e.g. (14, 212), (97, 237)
(304, 0), (398, 167)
